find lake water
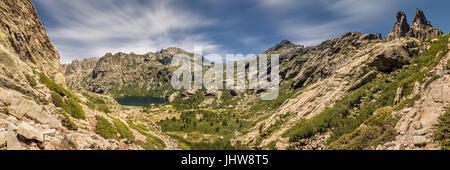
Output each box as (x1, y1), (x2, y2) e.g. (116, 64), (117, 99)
(116, 96), (167, 106)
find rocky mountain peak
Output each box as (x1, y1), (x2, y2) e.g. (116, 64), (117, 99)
(385, 9), (443, 41)
(269, 40), (296, 52)
(385, 11), (411, 41)
(412, 9), (432, 28)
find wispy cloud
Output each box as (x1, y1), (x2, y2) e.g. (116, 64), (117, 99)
(259, 0), (406, 46)
(35, 0), (220, 63)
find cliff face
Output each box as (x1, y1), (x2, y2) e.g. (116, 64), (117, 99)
(386, 9), (443, 41)
(0, 0), (65, 86)
(62, 58), (100, 91)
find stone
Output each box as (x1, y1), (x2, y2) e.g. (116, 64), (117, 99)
(0, 130), (7, 147)
(5, 131), (23, 150)
(168, 92), (178, 102)
(412, 121), (422, 130)
(0, 121), (17, 132)
(413, 136), (427, 146)
(17, 122), (44, 142)
(43, 129), (57, 137)
(8, 99), (60, 127)
(275, 138), (289, 150)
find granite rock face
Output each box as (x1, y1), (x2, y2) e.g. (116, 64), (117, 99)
(0, 0), (64, 84)
(386, 9), (443, 41)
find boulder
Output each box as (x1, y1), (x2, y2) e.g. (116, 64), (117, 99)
(8, 99), (60, 127)
(17, 122), (44, 143)
(0, 130), (7, 148)
(413, 136), (427, 146)
(368, 39), (418, 73)
(5, 131), (23, 150)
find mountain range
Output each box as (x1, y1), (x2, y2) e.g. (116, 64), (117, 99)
(0, 0), (448, 150)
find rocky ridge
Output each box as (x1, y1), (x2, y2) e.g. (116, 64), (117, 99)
(385, 9), (443, 41)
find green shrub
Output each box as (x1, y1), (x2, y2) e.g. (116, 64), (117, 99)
(39, 72), (75, 99)
(60, 112), (78, 131)
(113, 119), (135, 140)
(432, 107), (450, 150)
(3, 108), (10, 115)
(95, 115), (119, 140)
(127, 120), (166, 150)
(51, 92), (64, 107)
(62, 98), (86, 119)
(136, 135), (166, 150)
(328, 107), (399, 150)
(25, 74), (37, 88)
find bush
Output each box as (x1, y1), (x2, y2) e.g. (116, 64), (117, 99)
(60, 112), (78, 131)
(3, 108), (10, 115)
(127, 120), (166, 150)
(62, 98), (86, 119)
(95, 115), (119, 140)
(328, 107), (399, 150)
(113, 119), (135, 140)
(39, 72), (75, 99)
(432, 107), (450, 150)
(51, 92), (64, 107)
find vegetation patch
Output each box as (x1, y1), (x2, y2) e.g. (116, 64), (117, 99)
(168, 134), (248, 150)
(39, 72), (76, 99)
(95, 115), (119, 140)
(328, 107), (399, 150)
(25, 74), (36, 88)
(62, 98), (86, 119)
(60, 111), (78, 131)
(50, 92), (64, 107)
(127, 120), (166, 150)
(112, 119), (135, 141)
(158, 110), (251, 137)
(432, 107), (450, 150)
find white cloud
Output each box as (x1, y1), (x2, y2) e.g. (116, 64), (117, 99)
(35, 0), (220, 63)
(270, 0), (406, 46)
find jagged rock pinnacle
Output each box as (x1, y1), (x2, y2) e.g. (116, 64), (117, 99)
(385, 11), (411, 41)
(385, 9), (443, 41)
(412, 8), (432, 28)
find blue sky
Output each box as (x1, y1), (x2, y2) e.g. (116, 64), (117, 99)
(32, 0), (449, 63)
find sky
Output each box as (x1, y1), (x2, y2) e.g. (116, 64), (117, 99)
(32, 0), (450, 64)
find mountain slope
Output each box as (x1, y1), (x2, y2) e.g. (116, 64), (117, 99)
(60, 8), (449, 150)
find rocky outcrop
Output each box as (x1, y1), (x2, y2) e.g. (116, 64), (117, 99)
(367, 38), (420, 72)
(385, 11), (412, 41)
(378, 38), (450, 150)
(386, 9), (443, 41)
(0, 0), (65, 85)
(62, 58), (99, 91)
